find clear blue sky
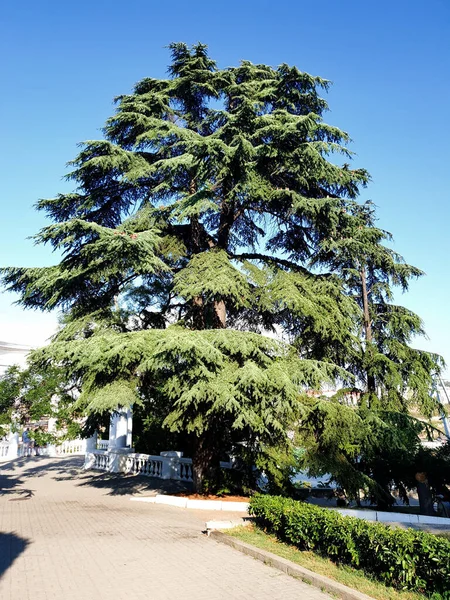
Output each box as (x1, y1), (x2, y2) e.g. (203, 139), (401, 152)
(1, 0), (449, 368)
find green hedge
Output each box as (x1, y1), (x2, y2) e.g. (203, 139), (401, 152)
(249, 495), (450, 598)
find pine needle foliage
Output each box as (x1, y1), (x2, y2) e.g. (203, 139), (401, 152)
(294, 201), (446, 507)
(307, 200), (443, 413)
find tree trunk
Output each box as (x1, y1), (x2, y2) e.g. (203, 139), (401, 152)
(376, 488), (395, 510)
(192, 432), (220, 494)
(192, 295), (205, 329)
(214, 185), (236, 329)
(415, 472), (435, 516)
(361, 266), (372, 343)
(361, 266), (376, 395)
(189, 180), (207, 329)
(214, 299), (226, 328)
(217, 197), (235, 249)
(190, 178), (200, 252)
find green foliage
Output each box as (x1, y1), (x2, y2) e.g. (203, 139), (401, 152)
(29, 428), (57, 447)
(308, 200), (443, 412)
(292, 198), (445, 506)
(33, 326), (334, 449)
(2, 43), (368, 327)
(0, 362), (82, 436)
(296, 397), (449, 507)
(0, 366), (21, 435)
(250, 495), (450, 597)
(173, 249), (250, 309)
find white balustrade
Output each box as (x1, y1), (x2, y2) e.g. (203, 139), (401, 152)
(0, 442), (10, 460)
(97, 439), (109, 450)
(177, 458), (194, 482)
(126, 454), (164, 477)
(92, 450), (110, 470)
(119, 452), (194, 482)
(55, 439), (86, 455)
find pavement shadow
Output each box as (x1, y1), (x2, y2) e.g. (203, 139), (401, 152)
(1, 455), (192, 497)
(0, 456), (83, 499)
(0, 455), (83, 477)
(0, 458), (35, 500)
(0, 532), (29, 578)
(75, 470), (193, 496)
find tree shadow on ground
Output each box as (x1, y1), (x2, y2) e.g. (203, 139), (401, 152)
(0, 455), (83, 478)
(74, 470), (193, 496)
(0, 457), (35, 500)
(1, 455), (192, 497)
(0, 532), (29, 578)
(0, 456), (82, 499)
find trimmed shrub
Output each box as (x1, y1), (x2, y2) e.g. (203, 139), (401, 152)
(249, 495), (450, 598)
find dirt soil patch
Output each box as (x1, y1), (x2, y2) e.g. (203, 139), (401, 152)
(173, 493), (249, 502)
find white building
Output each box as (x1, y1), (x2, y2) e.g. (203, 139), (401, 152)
(0, 341), (31, 376)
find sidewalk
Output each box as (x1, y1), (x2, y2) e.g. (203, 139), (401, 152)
(0, 456), (331, 600)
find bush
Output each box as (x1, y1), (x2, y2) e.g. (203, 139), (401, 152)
(249, 495), (450, 598)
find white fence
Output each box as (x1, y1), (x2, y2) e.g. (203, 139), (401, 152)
(86, 450), (233, 480)
(86, 450), (195, 481)
(54, 439), (87, 455)
(124, 453), (194, 482)
(90, 450), (111, 471)
(0, 442), (10, 460)
(0, 437), (89, 461)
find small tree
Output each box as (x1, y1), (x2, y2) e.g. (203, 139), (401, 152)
(0, 362), (82, 437)
(0, 366), (21, 436)
(297, 201), (445, 511)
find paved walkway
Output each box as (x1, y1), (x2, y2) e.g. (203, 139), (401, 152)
(0, 456), (331, 600)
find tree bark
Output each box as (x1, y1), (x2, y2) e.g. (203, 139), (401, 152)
(415, 472), (435, 516)
(214, 190), (235, 329)
(217, 198), (235, 250)
(361, 266), (376, 395)
(192, 432), (220, 493)
(192, 295), (205, 329)
(214, 299), (226, 328)
(361, 266), (372, 343)
(189, 179), (206, 329)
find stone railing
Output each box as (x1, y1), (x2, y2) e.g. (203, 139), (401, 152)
(123, 453), (194, 481)
(0, 436), (92, 461)
(0, 435), (19, 461)
(126, 453), (164, 477)
(84, 448), (234, 480)
(178, 458), (194, 482)
(85, 449), (195, 481)
(97, 439), (109, 451)
(90, 450), (111, 471)
(0, 442), (10, 460)
(54, 439), (87, 455)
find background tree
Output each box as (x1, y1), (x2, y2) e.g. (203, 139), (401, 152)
(0, 366), (21, 437)
(0, 363), (83, 441)
(295, 201), (446, 512)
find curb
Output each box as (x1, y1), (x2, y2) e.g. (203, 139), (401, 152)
(130, 494), (249, 512)
(205, 519), (249, 531)
(209, 531), (374, 600)
(333, 507), (450, 526)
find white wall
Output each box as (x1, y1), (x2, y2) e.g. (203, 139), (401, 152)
(0, 341), (31, 376)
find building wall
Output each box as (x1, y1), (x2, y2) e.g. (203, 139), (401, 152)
(0, 341), (31, 376)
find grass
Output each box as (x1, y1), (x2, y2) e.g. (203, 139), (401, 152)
(227, 524), (424, 600)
